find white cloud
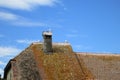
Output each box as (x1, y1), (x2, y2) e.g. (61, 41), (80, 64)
(74, 45), (83, 50)
(0, 11), (50, 27)
(0, 68), (3, 76)
(0, 0), (59, 10)
(0, 61), (6, 65)
(16, 39), (40, 44)
(66, 34), (78, 38)
(74, 45), (92, 51)
(66, 33), (88, 38)
(66, 30), (79, 38)
(0, 47), (21, 57)
(0, 11), (22, 21)
(14, 21), (48, 27)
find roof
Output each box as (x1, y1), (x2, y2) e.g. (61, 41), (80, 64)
(29, 43), (94, 80)
(4, 43), (94, 80)
(4, 43), (120, 80)
(77, 52), (120, 80)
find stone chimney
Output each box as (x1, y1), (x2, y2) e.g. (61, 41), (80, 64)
(42, 31), (52, 53)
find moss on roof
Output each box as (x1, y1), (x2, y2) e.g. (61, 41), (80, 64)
(4, 43), (94, 80)
(4, 43), (120, 80)
(30, 44), (94, 80)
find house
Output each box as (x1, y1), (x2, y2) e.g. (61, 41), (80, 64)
(3, 31), (120, 80)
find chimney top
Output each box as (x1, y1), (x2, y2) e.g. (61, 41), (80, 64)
(42, 31), (52, 36)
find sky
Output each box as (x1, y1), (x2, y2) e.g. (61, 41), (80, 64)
(0, 0), (120, 77)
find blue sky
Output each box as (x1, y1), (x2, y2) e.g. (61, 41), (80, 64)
(0, 0), (120, 76)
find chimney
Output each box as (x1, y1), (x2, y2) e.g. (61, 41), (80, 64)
(42, 31), (52, 53)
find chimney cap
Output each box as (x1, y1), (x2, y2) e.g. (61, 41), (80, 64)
(42, 31), (52, 36)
